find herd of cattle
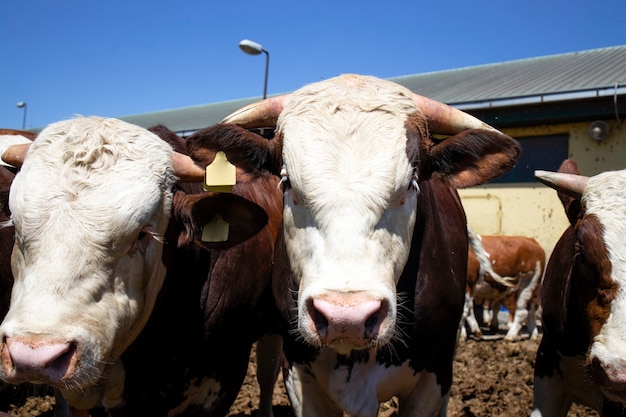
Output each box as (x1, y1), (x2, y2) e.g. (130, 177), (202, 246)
(0, 74), (623, 417)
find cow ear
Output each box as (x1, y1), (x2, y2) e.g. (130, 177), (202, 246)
(556, 159), (583, 226)
(175, 191), (268, 250)
(428, 129), (521, 188)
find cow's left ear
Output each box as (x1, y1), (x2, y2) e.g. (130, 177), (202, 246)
(428, 129), (521, 188)
(174, 191), (268, 250)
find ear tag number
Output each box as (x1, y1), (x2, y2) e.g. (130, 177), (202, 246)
(204, 151), (236, 193)
(202, 215), (229, 242)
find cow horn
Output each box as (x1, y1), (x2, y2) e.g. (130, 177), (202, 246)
(1, 143), (31, 167)
(222, 95), (291, 129)
(535, 170), (589, 198)
(1, 143), (205, 183)
(411, 93), (500, 135)
(171, 152), (205, 182)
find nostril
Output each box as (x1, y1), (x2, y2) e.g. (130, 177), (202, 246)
(364, 312), (379, 331)
(364, 299), (388, 338)
(307, 299), (329, 334)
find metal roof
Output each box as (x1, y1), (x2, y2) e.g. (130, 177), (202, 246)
(390, 45), (626, 110)
(120, 45), (626, 134)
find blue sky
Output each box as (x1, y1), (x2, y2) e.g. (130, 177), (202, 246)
(2, 0), (625, 130)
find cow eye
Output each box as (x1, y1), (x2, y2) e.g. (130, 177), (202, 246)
(129, 227), (163, 256)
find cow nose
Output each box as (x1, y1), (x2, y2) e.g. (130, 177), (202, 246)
(2, 337), (76, 384)
(310, 297), (387, 350)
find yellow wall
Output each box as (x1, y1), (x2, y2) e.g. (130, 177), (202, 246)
(460, 118), (626, 258)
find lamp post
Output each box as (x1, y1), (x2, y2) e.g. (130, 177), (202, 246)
(239, 39), (269, 99)
(16, 101), (27, 130)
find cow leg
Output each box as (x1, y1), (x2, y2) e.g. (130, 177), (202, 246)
(398, 371), (448, 417)
(488, 300), (502, 332)
(283, 363), (343, 417)
(481, 300), (492, 326)
(462, 293), (482, 339)
(506, 265), (542, 341)
(255, 333), (283, 417)
(526, 302), (538, 341)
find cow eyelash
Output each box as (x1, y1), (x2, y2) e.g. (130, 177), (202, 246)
(137, 230), (165, 244)
(147, 231), (165, 244)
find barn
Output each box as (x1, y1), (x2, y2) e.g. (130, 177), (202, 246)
(119, 45), (626, 256)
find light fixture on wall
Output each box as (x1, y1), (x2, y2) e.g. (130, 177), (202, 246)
(588, 120), (610, 141)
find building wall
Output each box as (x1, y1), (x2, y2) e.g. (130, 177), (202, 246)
(459, 118), (626, 258)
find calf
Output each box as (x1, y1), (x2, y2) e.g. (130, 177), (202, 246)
(462, 229), (545, 341)
(532, 159), (626, 416)
(0, 117), (281, 416)
(219, 74), (521, 416)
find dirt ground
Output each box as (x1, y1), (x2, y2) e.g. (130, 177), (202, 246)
(2, 331), (598, 417)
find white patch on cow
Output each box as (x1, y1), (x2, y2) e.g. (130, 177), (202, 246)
(285, 349), (444, 417)
(166, 376), (222, 416)
(584, 170), (626, 375)
(0, 117), (177, 408)
(277, 75), (419, 350)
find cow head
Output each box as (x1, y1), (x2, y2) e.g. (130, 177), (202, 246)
(224, 74), (520, 354)
(0, 117), (266, 409)
(536, 160), (626, 403)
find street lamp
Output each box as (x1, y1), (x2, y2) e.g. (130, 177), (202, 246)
(16, 101), (27, 130)
(239, 39), (269, 99)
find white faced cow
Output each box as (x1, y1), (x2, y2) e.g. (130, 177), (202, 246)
(533, 159), (626, 417)
(0, 117), (279, 416)
(219, 74), (521, 417)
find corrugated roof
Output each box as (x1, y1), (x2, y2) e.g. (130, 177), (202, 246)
(121, 45), (626, 133)
(390, 45), (626, 108)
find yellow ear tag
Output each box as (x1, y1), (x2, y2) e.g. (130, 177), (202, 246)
(204, 151), (236, 193)
(202, 215), (229, 242)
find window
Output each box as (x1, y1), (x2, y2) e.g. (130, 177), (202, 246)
(491, 134), (569, 183)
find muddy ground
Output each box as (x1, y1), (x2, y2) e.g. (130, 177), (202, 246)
(2, 330), (597, 417)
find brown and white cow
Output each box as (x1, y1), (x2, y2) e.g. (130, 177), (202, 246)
(532, 159), (626, 416)
(0, 117), (282, 416)
(215, 74), (521, 417)
(461, 229), (545, 341)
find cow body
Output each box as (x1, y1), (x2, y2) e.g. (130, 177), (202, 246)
(462, 231), (545, 341)
(221, 74), (521, 417)
(532, 159), (626, 417)
(0, 117), (280, 416)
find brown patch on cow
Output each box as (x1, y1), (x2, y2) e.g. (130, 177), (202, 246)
(576, 214), (617, 339)
(186, 124), (282, 177)
(0, 129), (36, 141)
(404, 111), (430, 178)
(556, 159), (583, 226)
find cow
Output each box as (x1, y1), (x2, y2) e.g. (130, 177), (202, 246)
(212, 73), (521, 417)
(0, 116), (283, 416)
(532, 159), (626, 417)
(461, 228), (545, 341)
